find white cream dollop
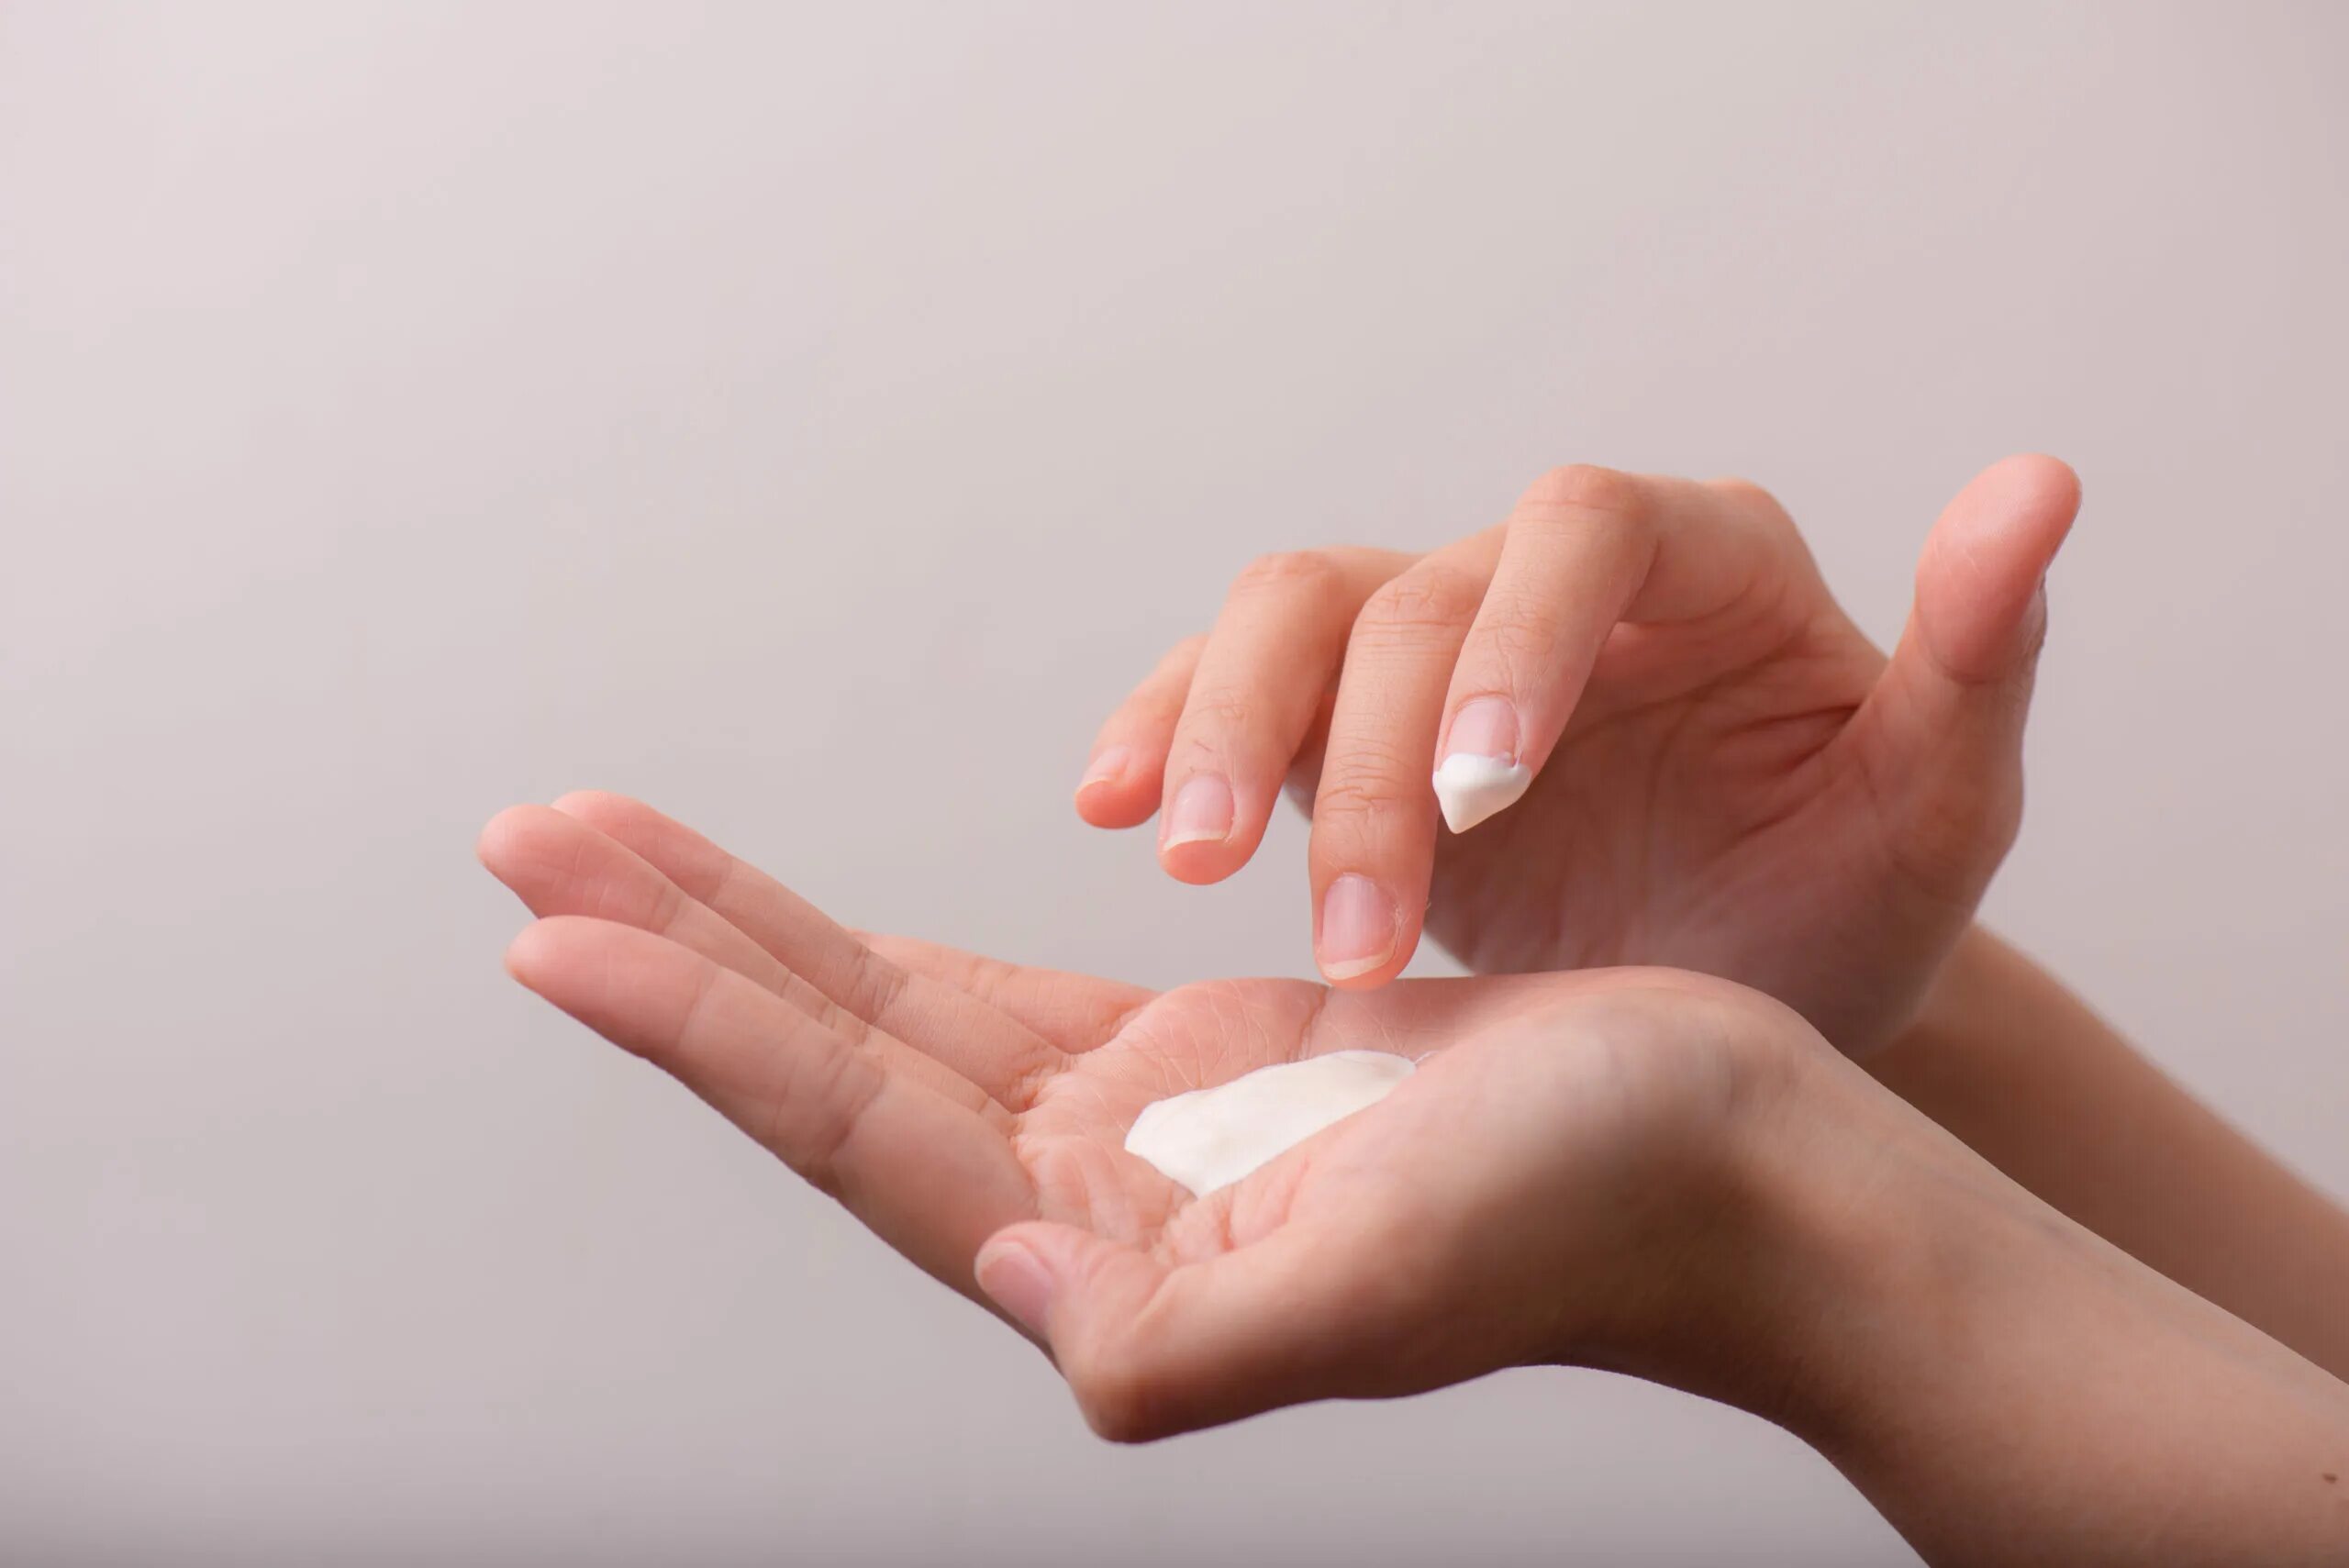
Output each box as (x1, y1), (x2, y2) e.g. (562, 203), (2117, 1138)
(1432, 752), (1532, 834)
(1122, 1050), (1416, 1196)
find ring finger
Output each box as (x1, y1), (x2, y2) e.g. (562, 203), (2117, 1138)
(1155, 547), (1408, 883)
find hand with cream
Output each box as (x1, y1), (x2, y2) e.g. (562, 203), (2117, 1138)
(1075, 456), (2079, 1055)
(479, 794), (2349, 1562)
(477, 792), (1775, 1418)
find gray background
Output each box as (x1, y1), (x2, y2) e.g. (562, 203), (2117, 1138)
(5, 4), (2344, 1563)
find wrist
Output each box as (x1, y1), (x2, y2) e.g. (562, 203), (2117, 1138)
(1596, 1040), (1941, 1430)
(1551, 1002), (1906, 1422)
(1680, 1039), (2349, 1562)
(1726, 1048), (2027, 1441)
(1878, 919), (2016, 1065)
(1582, 1013), (2054, 1439)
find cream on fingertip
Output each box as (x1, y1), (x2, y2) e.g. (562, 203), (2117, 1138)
(1437, 696), (1531, 832)
(1433, 752), (1532, 833)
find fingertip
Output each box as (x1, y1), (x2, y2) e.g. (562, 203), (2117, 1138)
(1160, 775), (1267, 884)
(550, 788), (636, 828)
(976, 1259), (1051, 1341)
(1951, 453), (2082, 568)
(1313, 873), (1416, 986)
(974, 1229), (1060, 1343)
(1431, 751), (1533, 835)
(502, 917), (563, 990)
(977, 1218), (1140, 1359)
(476, 802), (583, 889)
(475, 803), (540, 873)
(1997, 450), (2083, 515)
(1157, 837), (1243, 886)
(1914, 452), (2083, 682)
(1317, 932), (1418, 988)
(504, 916), (665, 1020)
(1157, 770), (1241, 865)
(1074, 778), (1155, 829)
(1074, 746), (1170, 829)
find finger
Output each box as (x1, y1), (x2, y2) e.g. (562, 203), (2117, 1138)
(551, 792), (1066, 1106)
(479, 805), (1007, 1121)
(1307, 550), (1497, 986)
(1075, 636), (1207, 829)
(507, 917), (1038, 1293)
(1157, 548), (1409, 884)
(974, 1218), (1399, 1441)
(1853, 453), (2081, 894)
(1278, 682), (1341, 815)
(848, 929), (1155, 1054)
(1905, 453), (2077, 684)
(1433, 465), (1793, 833)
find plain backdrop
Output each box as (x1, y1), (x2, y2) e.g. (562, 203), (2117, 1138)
(5, 4), (2345, 1563)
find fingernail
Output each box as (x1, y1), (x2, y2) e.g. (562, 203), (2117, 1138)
(1444, 695), (1520, 762)
(976, 1242), (1054, 1339)
(1162, 774), (1234, 849)
(1077, 746), (1132, 795)
(1318, 873), (1397, 980)
(1435, 696), (1533, 834)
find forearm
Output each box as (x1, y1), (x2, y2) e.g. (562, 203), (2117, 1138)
(1733, 1048), (2349, 1566)
(1867, 924), (2349, 1377)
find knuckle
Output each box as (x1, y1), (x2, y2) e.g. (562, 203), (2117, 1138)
(1710, 474), (1800, 541)
(1175, 683), (1258, 737)
(1709, 474), (1785, 515)
(644, 873), (691, 936)
(771, 1053), (873, 1197)
(1231, 549), (1341, 599)
(1475, 596), (1566, 675)
(1313, 754), (1425, 826)
(1525, 462), (1643, 521)
(1353, 564), (1483, 641)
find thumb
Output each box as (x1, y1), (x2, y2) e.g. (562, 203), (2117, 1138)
(1861, 452), (2082, 889)
(974, 1218), (1349, 1442)
(1909, 452), (2079, 684)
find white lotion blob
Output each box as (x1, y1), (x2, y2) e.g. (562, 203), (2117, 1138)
(1432, 752), (1533, 833)
(1123, 1050), (1417, 1197)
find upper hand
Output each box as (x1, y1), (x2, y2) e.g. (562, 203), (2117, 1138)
(1075, 456), (2080, 1053)
(480, 793), (1816, 1440)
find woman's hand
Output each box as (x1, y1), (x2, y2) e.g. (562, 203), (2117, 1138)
(1077, 455), (2080, 1054)
(477, 792), (1813, 1439)
(479, 795), (2349, 1562)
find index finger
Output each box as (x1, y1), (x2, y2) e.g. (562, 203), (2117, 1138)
(1432, 467), (1798, 832)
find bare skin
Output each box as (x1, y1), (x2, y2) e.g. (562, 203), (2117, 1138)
(479, 793), (1782, 1436)
(1872, 926), (2349, 1381)
(1084, 452), (2349, 1382)
(1079, 455), (2077, 1053)
(478, 793), (2349, 1563)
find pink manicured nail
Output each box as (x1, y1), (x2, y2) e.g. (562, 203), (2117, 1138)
(1318, 873), (1397, 980)
(1162, 774), (1234, 849)
(1445, 695), (1520, 762)
(976, 1243), (1054, 1339)
(1077, 746), (1133, 795)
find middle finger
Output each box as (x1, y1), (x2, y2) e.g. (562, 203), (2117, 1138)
(1307, 539), (1501, 985)
(1156, 547), (1408, 884)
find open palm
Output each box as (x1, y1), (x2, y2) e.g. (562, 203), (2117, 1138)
(481, 792), (1799, 1438)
